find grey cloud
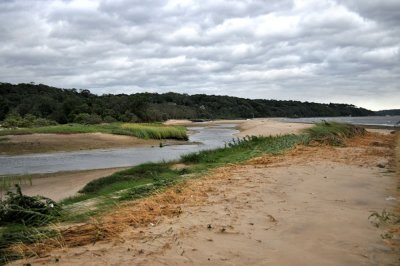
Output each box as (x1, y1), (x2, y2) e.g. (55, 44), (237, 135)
(0, 0), (399, 110)
(339, 0), (400, 27)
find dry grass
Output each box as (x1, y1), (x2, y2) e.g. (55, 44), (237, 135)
(247, 132), (396, 169)
(8, 166), (238, 257)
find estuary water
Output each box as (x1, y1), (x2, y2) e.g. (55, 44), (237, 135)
(0, 124), (238, 176)
(280, 116), (400, 127)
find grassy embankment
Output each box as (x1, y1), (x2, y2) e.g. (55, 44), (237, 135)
(0, 123), (188, 140)
(304, 121), (366, 145)
(0, 122), (366, 263)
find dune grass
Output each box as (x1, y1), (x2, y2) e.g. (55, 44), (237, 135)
(0, 176), (32, 191)
(181, 135), (307, 165)
(0, 225), (60, 264)
(303, 121), (366, 146)
(0, 123), (188, 140)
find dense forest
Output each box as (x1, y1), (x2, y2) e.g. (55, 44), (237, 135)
(0, 82), (375, 124)
(375, 109), (400, 116)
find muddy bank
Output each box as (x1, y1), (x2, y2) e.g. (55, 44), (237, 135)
(0, 133), (164, 155)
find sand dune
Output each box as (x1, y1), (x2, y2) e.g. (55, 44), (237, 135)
(236, 118), (312, 136)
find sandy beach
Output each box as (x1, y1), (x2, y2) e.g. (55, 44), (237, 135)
(11, 123), (399, 265)
(236, 118), (313, 136)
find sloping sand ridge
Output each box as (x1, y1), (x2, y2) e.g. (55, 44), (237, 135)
(12, 131), (400, 265)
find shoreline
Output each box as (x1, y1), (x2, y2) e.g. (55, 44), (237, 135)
(1, 167), (129, 202)
(0, 119), (311, 201)
(0, 133), (190, 156)
(11, 130), (400, 265)
(1, 119), (396, 156)
(0, 119), (395, 202)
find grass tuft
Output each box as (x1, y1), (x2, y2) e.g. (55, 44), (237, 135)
(0, 185), (62, 226)
(303, 121), (366, 146)
(181, 135), (307, 165)
(78, 162), (179, 194)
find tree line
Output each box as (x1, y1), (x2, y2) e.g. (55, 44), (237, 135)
(0, 82), (375, 125)
(375, 109), (400, 116)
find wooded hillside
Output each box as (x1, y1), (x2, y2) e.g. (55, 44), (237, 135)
(0, 82), (375, 123)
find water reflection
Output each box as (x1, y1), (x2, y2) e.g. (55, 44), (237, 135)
(0, 125), (239, 175)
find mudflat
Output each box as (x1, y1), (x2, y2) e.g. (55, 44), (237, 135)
(0, 133), (162, 155)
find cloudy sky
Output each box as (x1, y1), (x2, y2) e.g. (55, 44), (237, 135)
(0, 0), (399, 110)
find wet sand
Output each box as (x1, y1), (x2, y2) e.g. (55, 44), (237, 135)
(15, 167), (128, 201)
(0, 133), (161, 155)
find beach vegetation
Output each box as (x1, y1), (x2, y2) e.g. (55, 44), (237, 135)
(0, 176), (32, 192)
(0, 123), (188, 140)
(303, 121), (366, 145)
(0, 185), (62, 226)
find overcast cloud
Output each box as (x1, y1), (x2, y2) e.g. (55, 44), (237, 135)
(0, 0), (399, 110)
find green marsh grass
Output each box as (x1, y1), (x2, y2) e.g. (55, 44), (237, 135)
(0, 123), (188, 140)
(181, 135), (307, 165)
(120, 123), (188, 140)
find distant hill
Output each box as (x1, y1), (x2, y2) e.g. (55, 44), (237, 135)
(0, 82), (375, 123)
(375, 109), (400, 116)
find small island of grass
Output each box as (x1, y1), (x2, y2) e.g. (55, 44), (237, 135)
(0, 123), (188, 140)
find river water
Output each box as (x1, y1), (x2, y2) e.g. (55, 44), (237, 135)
(2, 116), (398, 176)
(0, 124), (239, 176)
(280, 116), (400, 127)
